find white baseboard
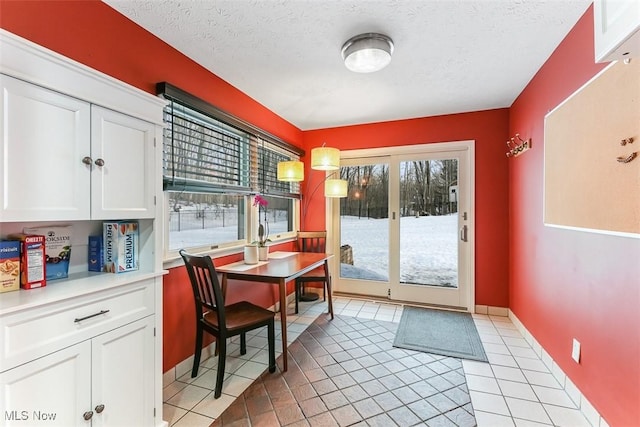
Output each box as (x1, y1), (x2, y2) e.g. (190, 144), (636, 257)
(474, 305), (509, 316)
(508, 310), (609, 427)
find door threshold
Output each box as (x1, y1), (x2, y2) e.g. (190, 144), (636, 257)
(333, 291), (468, 312)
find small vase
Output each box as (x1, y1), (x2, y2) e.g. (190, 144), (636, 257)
(244, 245), (259, 264)
(258, 246), (269, 261)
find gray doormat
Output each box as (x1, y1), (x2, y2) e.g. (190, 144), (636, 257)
(393, 306), (488, 362)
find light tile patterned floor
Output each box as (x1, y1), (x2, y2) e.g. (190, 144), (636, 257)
(162, 296), (591, 426)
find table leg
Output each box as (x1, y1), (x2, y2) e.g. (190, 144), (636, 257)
(279, 278), (288, 371)
(324, 260), (334, 320)
(221, 273), (228, 300)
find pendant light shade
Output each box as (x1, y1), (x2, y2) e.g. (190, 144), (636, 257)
(277, 160), (304, 182)
(324, 179), (348, 198)
(342, 33), (394, 73)
(311, 146), (340, 171)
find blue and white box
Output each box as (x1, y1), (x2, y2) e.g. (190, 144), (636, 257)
(88, 235), (104, 272)
(103, 221), (139, 273)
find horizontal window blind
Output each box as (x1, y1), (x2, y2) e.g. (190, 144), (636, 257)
(163, 100), (251, 193)
(158, 83), (301, 197)
(256, 136), (301, 198)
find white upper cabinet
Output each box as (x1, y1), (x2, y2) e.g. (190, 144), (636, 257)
(0, 75), (91, 222)
(594, 0), (640, 62)
(0, 76), (156, 222)
(91, 106), (156, 220)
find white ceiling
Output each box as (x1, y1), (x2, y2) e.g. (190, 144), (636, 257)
(103, 0), (592, 131)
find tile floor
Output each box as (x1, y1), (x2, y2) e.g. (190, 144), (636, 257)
(163, 297), (593, 427)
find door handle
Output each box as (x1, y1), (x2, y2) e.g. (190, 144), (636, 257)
(460, 225), (468, 242)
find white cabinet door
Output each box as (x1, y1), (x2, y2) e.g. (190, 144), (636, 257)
(594, 0), (640, 62)
(91, 316), (155, 427)
(0, 341), (92, 427)
(91, 106), (156, 220)
(0, 74), (91, 222)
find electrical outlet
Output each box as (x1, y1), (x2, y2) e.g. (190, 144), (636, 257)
(572, 338), (581, 363)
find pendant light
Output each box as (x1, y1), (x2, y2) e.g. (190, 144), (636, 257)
(311, 144), (340, 171)
(277, 160), (304, 182)
(324, 178), (348, 198)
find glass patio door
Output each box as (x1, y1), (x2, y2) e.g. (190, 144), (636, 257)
(335, 157), (391, 298)
(331, 142), (474, 311)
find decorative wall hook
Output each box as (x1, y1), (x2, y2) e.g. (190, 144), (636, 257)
(506, 133), (531, 157)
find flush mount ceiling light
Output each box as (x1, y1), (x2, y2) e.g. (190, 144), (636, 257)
(341, 33), (394, 73)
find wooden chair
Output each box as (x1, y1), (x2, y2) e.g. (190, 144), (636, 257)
(179, 249), (276, 398)
(294, 231), (334, 319)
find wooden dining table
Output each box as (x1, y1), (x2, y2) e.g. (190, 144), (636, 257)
(216, 251), (334, 371)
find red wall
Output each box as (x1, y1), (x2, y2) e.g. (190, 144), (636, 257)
(303, 110), (511, 308)
(509, 7), (639, 426)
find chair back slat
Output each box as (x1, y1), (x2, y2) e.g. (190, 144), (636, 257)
(296, 231), (327, 253)
(179, 249), (226, 330)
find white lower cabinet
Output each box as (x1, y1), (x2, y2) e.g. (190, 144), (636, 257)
(0, 316), (155, 426)
(1, 340), (91, 426)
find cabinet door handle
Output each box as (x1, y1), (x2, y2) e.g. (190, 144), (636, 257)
(95, 404), (105, 413)
(94, 158), (105, 167)
(82, 156), (92, 165)
(83, 411), (93, 420)
(74, 309), (110, 323)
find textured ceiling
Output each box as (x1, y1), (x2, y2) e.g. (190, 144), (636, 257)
(103, 0), (592, 131)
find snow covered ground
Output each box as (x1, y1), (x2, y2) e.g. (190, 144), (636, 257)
(340, 214), (458, 287)
(168, 209), (458, 288)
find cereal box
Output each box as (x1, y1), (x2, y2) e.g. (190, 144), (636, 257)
(103, 221), (139, 273)
(88, 235), (104, 272)
(24, 226), (72, 280)
(0, 241), (21, 293)
(8, 234), (46, 289)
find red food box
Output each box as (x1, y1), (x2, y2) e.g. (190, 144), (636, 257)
(8, 234), (47, 289)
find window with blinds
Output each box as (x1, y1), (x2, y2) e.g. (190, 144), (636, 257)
(157, 83), (302, 255)
(163, 101), (252, 194)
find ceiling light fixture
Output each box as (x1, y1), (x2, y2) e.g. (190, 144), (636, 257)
(341, 33), (394, 73)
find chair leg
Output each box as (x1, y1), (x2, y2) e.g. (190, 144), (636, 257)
(240, 333), (247, 355)
(191, 324), (203, 378)
(214, 338), (226, 399)
(294, 279), (300, 314)
(267, 321), (276, 373)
